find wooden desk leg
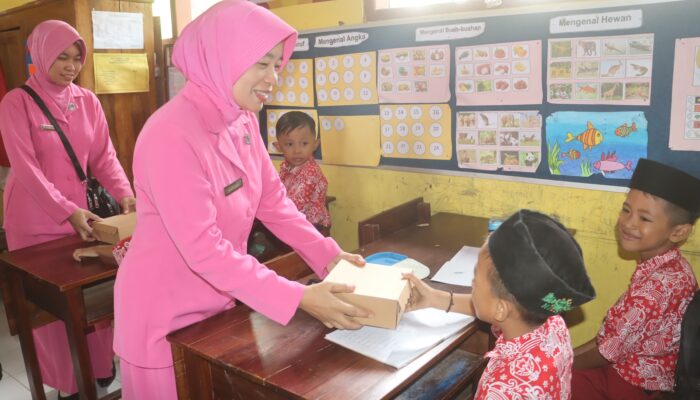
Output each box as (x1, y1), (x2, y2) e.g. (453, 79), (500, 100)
(63, 289), (97, 400)
(9, 272), (47, 400)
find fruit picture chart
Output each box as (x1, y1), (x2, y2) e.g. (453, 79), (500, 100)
(547, 33), (654, 105)
(265, 109), (319, 155)
(314, 52), (378, 106)
(319, 115), (381, 167)
(380, 104), (452, 160)
(454, 40), (542, 106)
(668, 37), (700, 151)
(269, 59), (315, 107)
(377, 45), (451, 104)
(456, 110), (542, 172)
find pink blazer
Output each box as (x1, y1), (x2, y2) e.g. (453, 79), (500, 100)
(114, 82), (341, 368)
(0, 85), (133, 250)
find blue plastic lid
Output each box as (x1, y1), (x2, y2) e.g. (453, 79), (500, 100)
(488, 219), (503, 232)
(365, 252), (408, 266)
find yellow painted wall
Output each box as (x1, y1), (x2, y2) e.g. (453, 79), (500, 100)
(0, 0), (32, 12)
(270, 1), (700, 346)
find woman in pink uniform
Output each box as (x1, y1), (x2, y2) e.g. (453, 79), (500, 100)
(113, 1), (369, 398)
(0, 20), (134, 399)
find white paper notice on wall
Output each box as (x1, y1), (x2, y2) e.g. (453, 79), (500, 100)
(92, 11), (144, 49)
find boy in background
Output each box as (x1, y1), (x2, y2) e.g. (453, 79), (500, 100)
(405, 209), (596, 399)
(273, 111), (331, 236)
(572, 159), (700, 399)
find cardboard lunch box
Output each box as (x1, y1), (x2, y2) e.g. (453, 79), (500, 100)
(323, 260), (411, 329)
(92, 213), (136, 245)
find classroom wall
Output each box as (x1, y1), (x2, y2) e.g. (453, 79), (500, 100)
(0, 0), (31, 12)
(271, 0), (700, 346)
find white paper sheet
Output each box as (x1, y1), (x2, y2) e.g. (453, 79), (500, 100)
(430, 246), (479, 287)
(325, 308), (474, 369)
(92, 11), (144, 49)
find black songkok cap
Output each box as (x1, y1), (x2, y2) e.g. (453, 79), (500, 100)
(629, 159), (700, 214)
(488, 210), (596, 317)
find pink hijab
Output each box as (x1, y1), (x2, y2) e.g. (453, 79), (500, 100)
(172, 0), (297, 122)
(25, 20), (86, 114)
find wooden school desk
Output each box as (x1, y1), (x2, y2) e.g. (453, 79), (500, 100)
(0, 235), (120, 400)
(168, 212), (491, 400)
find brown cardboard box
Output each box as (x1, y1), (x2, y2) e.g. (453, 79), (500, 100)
(92, 213), (136, 244)
(324, 260), (410, 329)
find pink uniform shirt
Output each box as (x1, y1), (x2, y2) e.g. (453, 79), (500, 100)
(113, 0), (341, 368)
(0, 20), (132, 251)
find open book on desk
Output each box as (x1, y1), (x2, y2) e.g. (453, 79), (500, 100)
(325, 308), (475, 369)
(430, 246), (479, 287)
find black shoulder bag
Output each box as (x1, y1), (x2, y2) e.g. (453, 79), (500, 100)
(21, 85), (121, 218)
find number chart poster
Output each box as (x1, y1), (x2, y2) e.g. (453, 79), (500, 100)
(546, 111), (647, 179)
(265, 109), (319, 155)
(547, 34), (654, 105)
(454, 40), (542, 106)
(668, 37), (700, 151)
(268, 59), (315, 108)
(314, 52), (377, 107)
(377, 45), (451, 104)
(320, 115), (381, 167)
(456, 110), (542, 172)
(380, 104), (452, 160)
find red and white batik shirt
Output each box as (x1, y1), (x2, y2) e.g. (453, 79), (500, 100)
(279, 158), (331, 228)
(597, 247), (697, 391)
(476, 315), (573, 400)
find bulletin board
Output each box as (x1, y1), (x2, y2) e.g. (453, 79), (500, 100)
(261, 0), (700, 188)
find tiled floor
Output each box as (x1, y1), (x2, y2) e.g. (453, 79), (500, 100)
(0, 298), (121, 400)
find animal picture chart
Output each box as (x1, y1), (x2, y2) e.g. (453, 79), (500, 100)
(265, 109), (319, 154)
(268, 59), (315, 107)
(547, 34), (654, 105)
(377, 45), (451, 104)
(314, 52), (378, 106)
(380, 104), (452, 160)
(668, 37), (700, 151)
(456, 110), (542, 172)
(454, 40), (543, 105)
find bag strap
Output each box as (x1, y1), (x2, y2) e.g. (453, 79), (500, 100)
(21, 85), (87, 182)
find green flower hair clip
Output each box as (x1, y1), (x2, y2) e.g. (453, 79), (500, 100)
(541, 292), (572, 313)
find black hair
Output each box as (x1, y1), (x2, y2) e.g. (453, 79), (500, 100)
(664, 200), (698, 226)
(487, 262), (548, 326)
(275, 111), (316, 139)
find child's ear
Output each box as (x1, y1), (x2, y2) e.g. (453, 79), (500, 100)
(313, 137), (320, 151)
(494, 299), (511, 322)
(670, 223), (692, 244)
(272, 141), (281, 152)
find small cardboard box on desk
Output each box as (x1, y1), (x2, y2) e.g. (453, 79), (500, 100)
(92, 213), (136, 244)
(324, 260), (410, 329)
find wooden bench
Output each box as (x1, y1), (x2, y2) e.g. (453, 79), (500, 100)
(248, 195), (336, 262)
(358, 197), (431, 247)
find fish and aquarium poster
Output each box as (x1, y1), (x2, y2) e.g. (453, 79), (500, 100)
(668, 37), (700, 151)
(547, 34), (654, 106)
(377, 45), (451, 104)
(314, 52), (378, 107)
(456, 110), (542, 172)
(454, 40), (542, 106)
(546, 111), (647, 179)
